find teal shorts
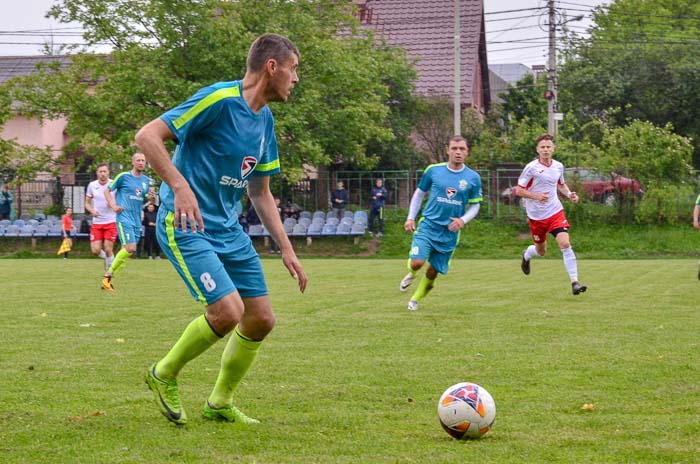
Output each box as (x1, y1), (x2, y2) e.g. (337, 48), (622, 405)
(409, 221), (459, 275)
(156, 209), (268, 305)
(117, 221), (141, 245)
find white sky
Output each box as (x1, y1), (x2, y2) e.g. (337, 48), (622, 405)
(0, 0), (610, 67)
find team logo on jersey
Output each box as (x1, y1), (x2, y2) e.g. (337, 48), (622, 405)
(142, 182), (147, 190)
(241, 156), (258, 179)
(446, 187), (457, 198)
(135, 188), (142, 196)
(459, 180), (468, 190)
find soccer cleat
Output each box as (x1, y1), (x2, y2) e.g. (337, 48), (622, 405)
(520, 253), (531, 275)
(400, 272), (415, 292)
(571, 281), (587, 295)
(101, 274), (114, 291)
(203, 401), (260, 425)
(146, 363), (187, 425)
(407, 298), (419, 311)
(697, 262), (700, 280)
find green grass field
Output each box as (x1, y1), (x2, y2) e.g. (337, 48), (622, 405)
(0, 258), (698, 463)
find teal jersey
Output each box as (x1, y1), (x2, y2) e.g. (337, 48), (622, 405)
(159, 80), (280, 232)
(109, 172), (150, 226)
(696, 194), (700, 206)
(417, 163), (482, 233)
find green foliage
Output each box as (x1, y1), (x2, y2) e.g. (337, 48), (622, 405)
(497, 73), (547, 130)
(559, 0), (700, 166)
(597, 120), (694, 185)
(3, 0), (416, 176)
(634, 182), (697, 225)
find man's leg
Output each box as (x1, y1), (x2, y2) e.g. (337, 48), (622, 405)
(555, 232), (587, 294)
(408, 265), (438, 311)
(204, 295), (274, 424)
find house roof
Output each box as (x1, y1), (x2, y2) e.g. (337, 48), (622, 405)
(0, 55), (71, 85)
(490, 63), (533, 85)
(359, 0), (489, 108)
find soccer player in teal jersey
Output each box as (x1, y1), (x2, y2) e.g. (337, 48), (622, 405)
(135, 34), (307, 426)
(400, 135), (482, 311)
(101, 152), (150, 290)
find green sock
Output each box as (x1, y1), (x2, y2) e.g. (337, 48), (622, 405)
(208, 326), (262, 408)
(156, 315), (221, 380)
(412, 275), (436, 301)
(108, 247), (131, 277)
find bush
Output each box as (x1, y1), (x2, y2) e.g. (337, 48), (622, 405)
(634, 183), (696, 225)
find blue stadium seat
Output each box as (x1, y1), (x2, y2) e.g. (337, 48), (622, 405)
(350, 223), (367, 236)
(0, 219), (10, 228)
(48, 224), (63, 237)
(312, 211), (325, 220)
(340, 217), (353, 227)
(343, 210), (354, 219)
(353, 210), (368, 222)
(291, 223), (307, 236)
(353, 216), (368, 226)
(13, 219), (25, 228)
(311, 216), (325, 227)
(283, 217), (297, 228)
(34, 225), (49, 237)
(306, 223), (322, 236)
(34, 213), (46, 222)
(298, 217), (312, 228)
(283, 221), (294, 235)
(326, 217), (339, 227)
(321, 224), (336, 236)
(336, 223), (351, 235)
(299, 211), (312, 220)
(19, 225), (35, 237)
(4, 225), (20, 237)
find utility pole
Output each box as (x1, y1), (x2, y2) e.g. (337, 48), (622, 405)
(547, 0), (557, 136)
(453, 0), (461, 136)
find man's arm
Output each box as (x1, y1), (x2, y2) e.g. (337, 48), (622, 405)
(102, 188), (123, 213)
(248, 176), (307, 293)
(404, 188), (426, 232)
(135, 118), (203, 233)
(85, 194), (99, 218)
(693, 204), (700, 230)
(557, 182), (579, 204)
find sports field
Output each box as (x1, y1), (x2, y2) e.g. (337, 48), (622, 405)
(0, 258), (697, 463)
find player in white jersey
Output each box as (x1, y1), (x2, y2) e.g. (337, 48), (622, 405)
(85, 163), (118, 271)
(516, 134), (587, 295)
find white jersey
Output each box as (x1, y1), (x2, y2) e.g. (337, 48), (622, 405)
(517, 158), (565, 220)
(86, 179), (117, 225)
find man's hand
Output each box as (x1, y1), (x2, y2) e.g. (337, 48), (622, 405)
(448, 217), (465, 232)
(282, 252), (307, 293)
(404, 219), (416, 232)
(173, 185), (204, 233)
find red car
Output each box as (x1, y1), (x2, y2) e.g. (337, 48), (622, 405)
(501, 168), (643, 206)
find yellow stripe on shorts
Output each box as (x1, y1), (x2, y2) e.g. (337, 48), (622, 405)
(165, 211), (208, 305)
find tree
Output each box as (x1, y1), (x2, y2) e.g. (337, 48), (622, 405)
(2, 0), (416, 179)
(559, 0), (700, 166)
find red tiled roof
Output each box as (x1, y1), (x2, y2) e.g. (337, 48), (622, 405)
(361, 0), (488, 107)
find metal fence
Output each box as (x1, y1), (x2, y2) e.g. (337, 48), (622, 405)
(5, 169), (699, 224)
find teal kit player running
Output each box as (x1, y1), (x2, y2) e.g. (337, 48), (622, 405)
(135, 34), (307, 426)
(101, 152), (150, 290)
(401, 136), (482, 311)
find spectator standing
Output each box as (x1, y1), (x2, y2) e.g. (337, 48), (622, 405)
(61, 207), (75, 259)
(330, 180), (349, 219)
(0, 184), (12, 220)
(400, 136), (482, 311)
(516, 133), (587, 296)
(368, 178), (388, 237)
(85, 163), (118, 271)
(142, 202), (160, 259)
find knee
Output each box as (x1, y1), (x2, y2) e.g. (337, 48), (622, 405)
(410, 259), (425, 271)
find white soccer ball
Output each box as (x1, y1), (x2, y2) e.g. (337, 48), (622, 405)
(437, 382), (496, 439)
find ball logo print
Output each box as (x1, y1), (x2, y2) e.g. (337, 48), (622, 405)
(241, 156), (258, 179)
(437, 382), (496, 439)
